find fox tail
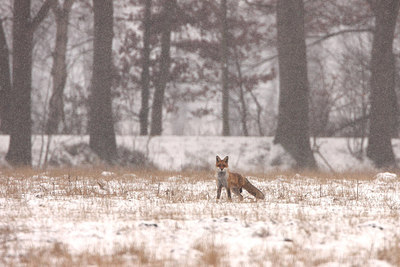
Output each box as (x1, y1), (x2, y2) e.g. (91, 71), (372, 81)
(243, 178), (265, 199)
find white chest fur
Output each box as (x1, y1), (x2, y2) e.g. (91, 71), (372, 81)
(216, 170), (228, 188)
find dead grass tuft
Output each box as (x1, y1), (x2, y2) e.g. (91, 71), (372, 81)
(114, 243), (164, 266)
(377, 236), (400, 266)
(193, 238), (227, 267)
(20, 242), (72, 266)
(18, 242), (163, 267)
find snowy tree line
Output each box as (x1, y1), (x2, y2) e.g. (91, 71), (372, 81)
(0, 0), (399, 168)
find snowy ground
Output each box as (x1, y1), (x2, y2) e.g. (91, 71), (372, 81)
(1, 136), (400, 266)
(2, 135), (400, 171)
(1, 169), (400, 266)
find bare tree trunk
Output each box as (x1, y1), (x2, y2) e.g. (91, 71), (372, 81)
(274, 0), (316, 169)
(89, 0), (117, 162)
(366, 0), (399, 168)
(233, 47), (248, 136)
(139, 0), (152, 136)
(6, 0), (52, 166)
(150, 0), (175, 136)
(249, 89), (264, 136)
(6, 0), (33, 166)
(0, 19), (12, 134)
(46, 0), (74, 134)
(220, 0), (230, 136)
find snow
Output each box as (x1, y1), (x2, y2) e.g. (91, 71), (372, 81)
(374, 172), (398, 182)
(1, 135), (400, 265)
(101, 171), (116, 176)
(2, 135), (398, 171)
(1, 170), (400, 266)
(269, 143), (296, 169)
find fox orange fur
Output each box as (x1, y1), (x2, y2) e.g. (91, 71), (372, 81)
(215, 156), (265, 201)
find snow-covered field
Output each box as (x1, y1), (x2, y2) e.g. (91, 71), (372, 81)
(1, 169), (400, 266)
(1, 136), (400, 266)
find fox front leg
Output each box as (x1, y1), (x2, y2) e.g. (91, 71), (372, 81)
(217, 184), (222, 200)
(227, 187), (232, 200)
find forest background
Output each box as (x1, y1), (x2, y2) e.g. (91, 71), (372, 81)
(0, 0), (399, 170)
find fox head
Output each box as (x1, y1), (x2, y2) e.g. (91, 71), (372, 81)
(216, 156), (229, 173)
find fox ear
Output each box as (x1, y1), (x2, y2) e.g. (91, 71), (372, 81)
(216, 156), (221, 162)
(223, 156), (228, 163)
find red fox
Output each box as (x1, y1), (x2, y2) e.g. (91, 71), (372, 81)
(215, 156), (265, 201)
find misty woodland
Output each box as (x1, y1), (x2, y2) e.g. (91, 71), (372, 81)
(0, 0), (399, 169)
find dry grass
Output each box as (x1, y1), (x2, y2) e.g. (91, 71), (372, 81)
(377, 236), (400, 266)
(17, 242), (163, 267)
(0, 167), (395, 211)
(0, 167), (396, 210)
(0, 167), (216, 202)
(253, 169), (380, 182)
(193, 238), (227, 267)
(0, 166), (384, 184)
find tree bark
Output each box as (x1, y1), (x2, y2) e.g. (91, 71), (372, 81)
(6, 0), (33, 166)
(89, 0), (117, 162)
(139, 0), (152, 136)
(46, 0), (74, 134)
(150, 0), (175, 136)
(6, 0), (52, 166)
(274, 0), (316, 169)
(366, 0), (399, 167)
(220, 0), (230, 136)
(0, 19), (12, 134)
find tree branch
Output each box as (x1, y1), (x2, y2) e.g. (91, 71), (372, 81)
(243, 0), (274, 10)
(366, 0), (377, 11)
(63, 0), (75, 11)
(307, 28), (373, 46)
(30, 0), (54, 32)
(248, 28), (373, 69)
(51, 0), (75, 20)
(327, 114), (370, 136)
(50, 0), (62, 18)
